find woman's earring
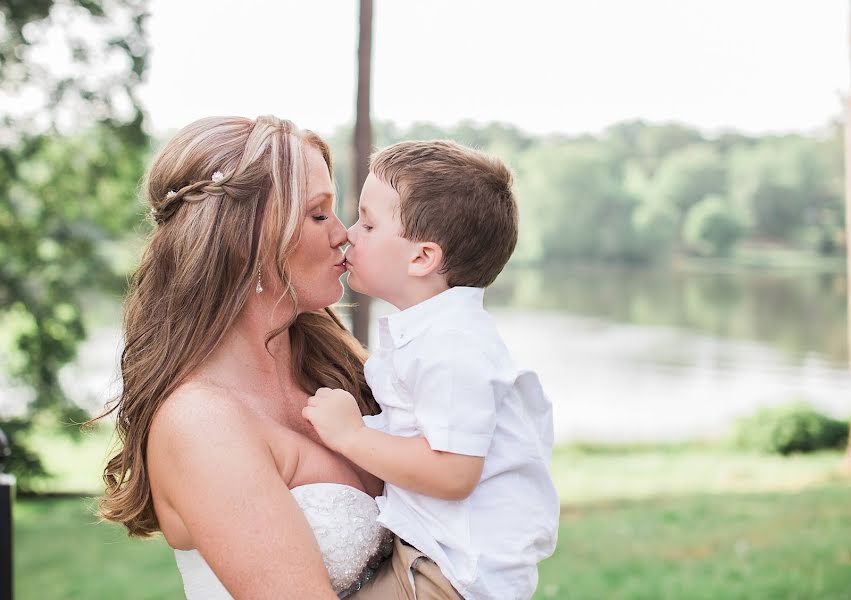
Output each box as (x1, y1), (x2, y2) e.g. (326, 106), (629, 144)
(256, 266), (264, 294)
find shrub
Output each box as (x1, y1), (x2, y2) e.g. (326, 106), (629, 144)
(732, 402), (848, 455)
(683, 195), (745, 257)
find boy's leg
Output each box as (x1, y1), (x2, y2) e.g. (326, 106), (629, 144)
(352, 536), (417, 600)
(408, 550), (463, 600)
(351, 537), (463, 600)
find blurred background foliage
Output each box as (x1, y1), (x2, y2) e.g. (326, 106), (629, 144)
(0, 1), (848, 487)
(0, 0), (150, 484)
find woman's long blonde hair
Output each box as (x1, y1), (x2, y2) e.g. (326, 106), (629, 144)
(93, 115), (377, 537)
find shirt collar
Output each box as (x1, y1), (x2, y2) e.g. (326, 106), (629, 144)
(378, 286), (485, 349)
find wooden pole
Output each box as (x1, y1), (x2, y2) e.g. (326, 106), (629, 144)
(0, 474), (12, 600)
(350, 0), (374, 347)
(0, 428), (12, 600)
(844, 0), (851, 470)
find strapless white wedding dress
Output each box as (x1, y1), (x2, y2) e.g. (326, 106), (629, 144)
(174, 483), (394, 599)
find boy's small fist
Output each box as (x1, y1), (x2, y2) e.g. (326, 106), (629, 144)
(302, 387), (364, 453)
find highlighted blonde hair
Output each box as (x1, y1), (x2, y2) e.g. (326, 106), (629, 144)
(93, 116), (376, 537)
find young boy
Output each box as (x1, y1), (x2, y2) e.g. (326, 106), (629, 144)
(303, 140), (559, 600)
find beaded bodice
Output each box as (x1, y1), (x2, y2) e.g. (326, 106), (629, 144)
(174, 483), (393, 598)
(292, 483), (393, 596)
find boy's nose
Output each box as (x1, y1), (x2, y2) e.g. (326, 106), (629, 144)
(346, 223), (357, 245)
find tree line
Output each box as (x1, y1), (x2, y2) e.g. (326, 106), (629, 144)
(326, 119), (846, 265)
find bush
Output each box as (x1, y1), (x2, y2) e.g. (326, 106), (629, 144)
(683, 195), (745, 257)
(732, 403), (848, 455)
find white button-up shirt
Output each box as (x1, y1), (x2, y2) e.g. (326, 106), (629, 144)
(363, 287), (559, 600)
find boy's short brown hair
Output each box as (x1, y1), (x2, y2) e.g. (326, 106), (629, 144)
(369, 140), (518, 288)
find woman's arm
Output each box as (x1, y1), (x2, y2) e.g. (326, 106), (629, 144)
(149, 389), (338, 600)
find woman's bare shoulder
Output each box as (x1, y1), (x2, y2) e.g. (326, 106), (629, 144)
(147, 381), (265, 472)
(151, 380), (260, 440)
(145, 381), (334, 596)
(148, 380), (301, 489)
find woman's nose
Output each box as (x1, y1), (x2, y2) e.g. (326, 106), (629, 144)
(330, 214), (348, 247)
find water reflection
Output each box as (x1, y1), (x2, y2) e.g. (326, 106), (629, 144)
(6, 266), (847, 443)
(489, 266), (848, 367)
(490, 309), (850, 443)
(481, 266), (850, 442)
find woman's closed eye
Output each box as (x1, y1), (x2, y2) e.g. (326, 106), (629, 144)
(312, 214), (329, 222)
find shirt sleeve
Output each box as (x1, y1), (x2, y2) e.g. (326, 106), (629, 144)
(362, 412), (388, 433)
(409, 332), (498, 457)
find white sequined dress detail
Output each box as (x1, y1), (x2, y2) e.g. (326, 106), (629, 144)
(173, 483), (393, 598)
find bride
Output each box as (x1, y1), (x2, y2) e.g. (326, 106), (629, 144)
(96, 115), (397, 598)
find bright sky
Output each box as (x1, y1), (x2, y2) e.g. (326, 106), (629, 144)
(138, 0), (848, 137)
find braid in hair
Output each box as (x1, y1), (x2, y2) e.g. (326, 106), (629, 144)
(151, 171), (235, 224)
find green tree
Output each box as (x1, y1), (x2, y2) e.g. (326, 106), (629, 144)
(514, 141), (655, 263)
(683, 194), (745, 257)
(623, 160), (677, 262)
(728, 135), (842, 247)
(605, 121), (705, 175)
(0, 0), (150, 487)
(651, 145), (727, 218)
(337, 118), (843, 266)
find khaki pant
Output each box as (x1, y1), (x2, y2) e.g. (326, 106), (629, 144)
(352, 536), (464, 600)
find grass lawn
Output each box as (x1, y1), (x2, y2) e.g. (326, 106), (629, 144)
(549, 444), (847, 505)
(11, 424), (851, 599)
(534, 483), (851, 600)
(13, 483), (851, 600)
(14, 497), (182, 599)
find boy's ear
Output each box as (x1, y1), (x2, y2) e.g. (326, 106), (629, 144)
(408, 242), (444, 278)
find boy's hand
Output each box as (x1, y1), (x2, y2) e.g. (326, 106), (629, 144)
(302, 388), (365, 454)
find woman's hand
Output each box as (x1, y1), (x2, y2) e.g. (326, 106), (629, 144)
(303, 388), (366, 453)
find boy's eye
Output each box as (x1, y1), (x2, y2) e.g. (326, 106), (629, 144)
(361, 223), (373, 231)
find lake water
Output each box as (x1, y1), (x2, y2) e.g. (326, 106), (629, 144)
(485, 267), (850, 442)
(4, 266), (849, 443)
